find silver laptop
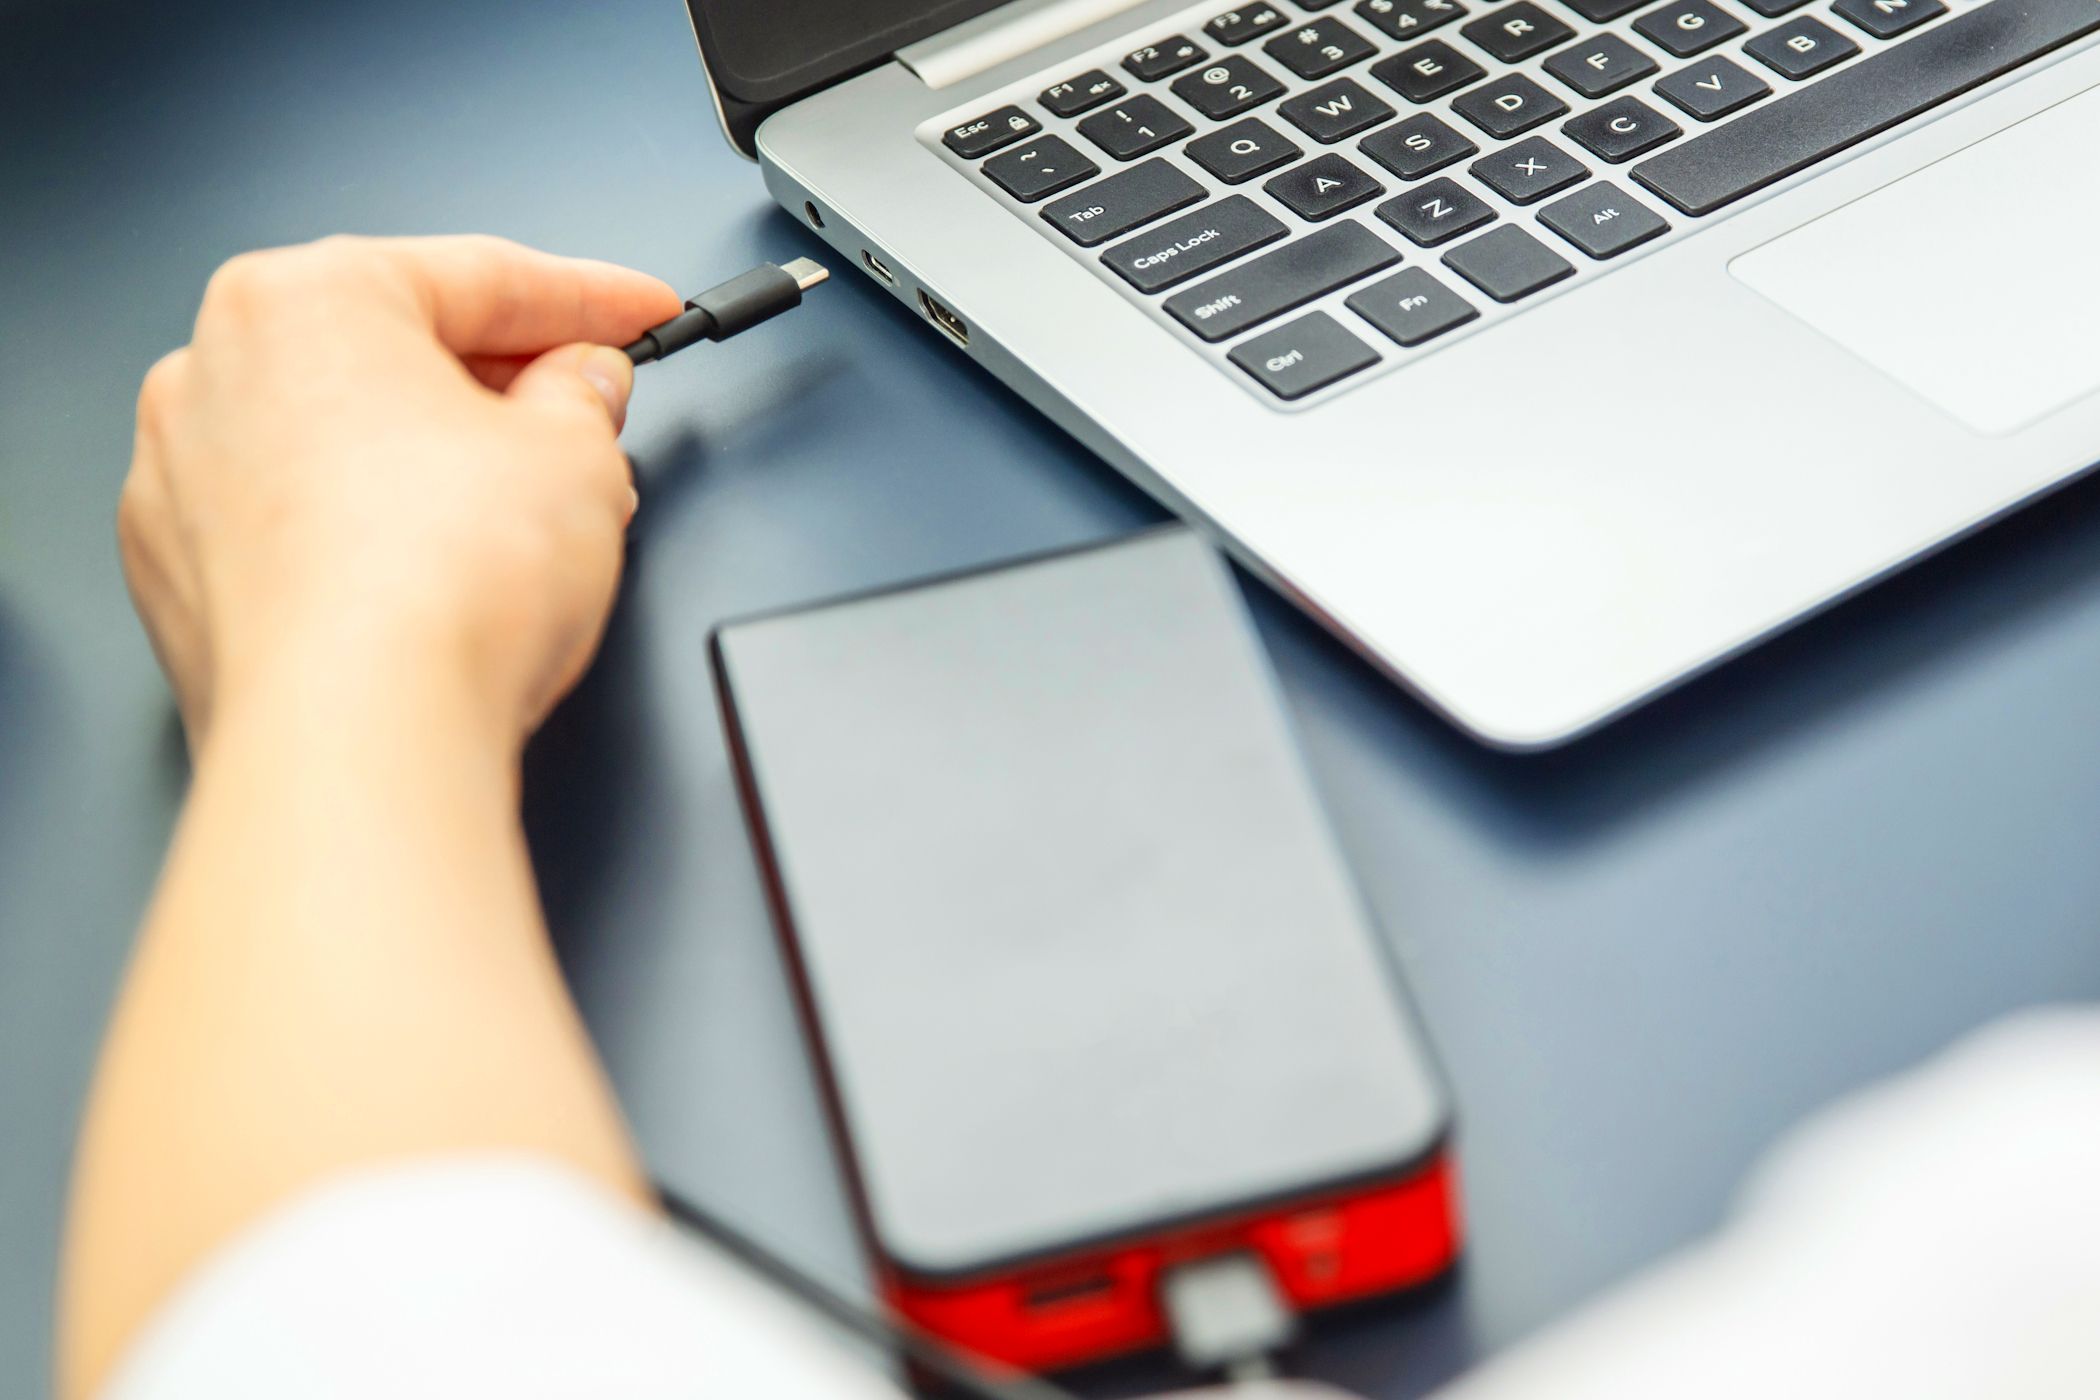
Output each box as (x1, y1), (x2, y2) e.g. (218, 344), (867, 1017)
(683, 0), (2100, 748)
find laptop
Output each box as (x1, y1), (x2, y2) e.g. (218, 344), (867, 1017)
(682, 0), (2100, 748)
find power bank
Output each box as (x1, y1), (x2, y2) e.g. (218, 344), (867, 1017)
(711, 527), (1458, 1372)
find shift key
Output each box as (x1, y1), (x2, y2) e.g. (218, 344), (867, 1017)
(1102, 196), (1289, 292)
(1164, 223), (1401, 341)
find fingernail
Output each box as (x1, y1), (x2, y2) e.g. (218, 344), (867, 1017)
(578, 345), (634, 430)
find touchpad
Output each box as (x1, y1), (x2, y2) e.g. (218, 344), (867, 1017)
(1731, 83), (2100, 436)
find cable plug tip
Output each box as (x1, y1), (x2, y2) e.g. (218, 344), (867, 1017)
(782, 256), (830, 293)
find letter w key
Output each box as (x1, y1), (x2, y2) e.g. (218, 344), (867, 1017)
(1280, 78), (1397, 141)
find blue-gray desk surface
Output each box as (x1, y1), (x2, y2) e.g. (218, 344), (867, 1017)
(5, 2), (2099, 1395)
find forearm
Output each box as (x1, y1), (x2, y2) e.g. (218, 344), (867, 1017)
(60, 645), (647, 1399)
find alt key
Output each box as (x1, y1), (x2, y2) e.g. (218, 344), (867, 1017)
(1229, 311), (1382, 399)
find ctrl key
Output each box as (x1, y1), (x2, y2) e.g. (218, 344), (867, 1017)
(1229, 312), (1381, 400)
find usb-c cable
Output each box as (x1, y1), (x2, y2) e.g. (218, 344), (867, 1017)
(622, 257), (829, 365)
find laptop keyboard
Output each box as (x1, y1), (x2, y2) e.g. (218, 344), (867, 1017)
(927, 0), (2098, 404)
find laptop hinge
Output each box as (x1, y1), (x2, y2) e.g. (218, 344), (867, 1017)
(899, 0), (1151, 89)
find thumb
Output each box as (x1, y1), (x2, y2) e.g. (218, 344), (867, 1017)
(506, 342), (635, 432)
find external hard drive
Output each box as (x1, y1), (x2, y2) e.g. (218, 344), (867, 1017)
(711, 527), (1458, 1372)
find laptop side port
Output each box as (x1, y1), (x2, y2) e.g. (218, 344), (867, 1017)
(918, 291), (969, 348)
(861, 249), (898, 285)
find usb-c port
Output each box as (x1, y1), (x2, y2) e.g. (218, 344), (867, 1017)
(918, 291), (969, 347)
(861, 249), (897, 285)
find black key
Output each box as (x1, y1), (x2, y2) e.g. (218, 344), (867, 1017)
(1634, 0), (2100, 216)
(1653, 56), (1772, 120)
(943, 106), (1041, 158)
(983, 136), (1100, 201)
(1230, 312), (1383, 399)
(1451, 73), (1568, 138)
(1346, 267), (1481, 345)
(1537, 180), (1671, 257)
(1102, 195), (1292, 291)
(1440, 224), (1575, 301)
(1040, 159), (1206, 246)
(1207, 4), (1291, 44)
(1376, 176), (1497, 244)
(1469, 135), (1589, 203)
(1265, 152), (1387, 218)
(1125, 36), (1210, 80)
(1832, 0), (1946, 37)
(1745, 17), (1859, 79)
(1280, 78), (1398, 141)
(1371, 40), (1486, 102)
(1563, 95), (1681, 161)
(1042, 70), (1128, 117)
(1635, 0), (1748, 56)
(1356, 0), (1469, 40)
(1266, 18), (1381, 78)
(1544, 33), (1659, 98)
(1078, 95), (1197, 159)
(1461, 1), (1577, 62)
(1360, 112), (1479, 178)
(1299, 0), (1350, 9)
(1741, 0), (1813, 14)
(1172, 55), (1289, 119)
(1187, 118), (1305, 182)
(1163, 222), (1402, 340)
(1559, 0), (1649, 21)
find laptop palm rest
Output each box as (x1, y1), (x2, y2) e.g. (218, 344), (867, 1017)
(1730, 81), (2100, 437)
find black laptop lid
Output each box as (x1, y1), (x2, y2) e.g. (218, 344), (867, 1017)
(690, 0), (1011, 154)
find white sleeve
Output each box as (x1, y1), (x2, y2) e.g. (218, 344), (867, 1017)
(1432, 1007), (2100, 1400)
(103, 1157), (906, 1400)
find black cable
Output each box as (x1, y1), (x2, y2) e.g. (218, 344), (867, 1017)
(623, 258), (830, 365)
(655, 1182), (1078, 1400)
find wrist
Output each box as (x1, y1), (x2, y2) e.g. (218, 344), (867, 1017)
(203, 609), (523, 773)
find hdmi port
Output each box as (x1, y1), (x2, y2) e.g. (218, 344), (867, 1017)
(919, 291), (969, 347)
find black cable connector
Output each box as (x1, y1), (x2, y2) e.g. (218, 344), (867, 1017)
(623, 257), (829, 365)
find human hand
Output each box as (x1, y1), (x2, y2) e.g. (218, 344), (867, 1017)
(118, 234), (682, 749)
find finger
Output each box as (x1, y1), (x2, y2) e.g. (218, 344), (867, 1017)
(507, 342), (638, 435)
(364, 235), (682, 358)
(462, 352), (534, 393)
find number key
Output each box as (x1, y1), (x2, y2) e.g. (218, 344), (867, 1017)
(1077, 94), (1197, 159)
(1355, 0), (1468, 41)
(1172, 54), (1288, 118)
(1264, 18), (1379, 78)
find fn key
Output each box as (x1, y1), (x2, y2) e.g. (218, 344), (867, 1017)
(1229, 312), (1381, 399)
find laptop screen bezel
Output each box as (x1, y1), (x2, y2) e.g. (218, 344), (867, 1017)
(687, 0), (1014, 154)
